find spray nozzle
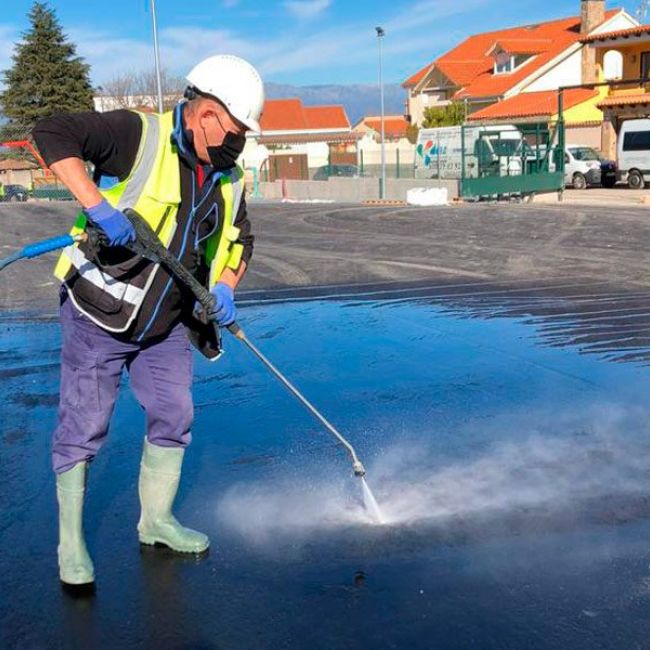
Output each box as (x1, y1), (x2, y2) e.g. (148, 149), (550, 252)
(353, 461), (366, 477)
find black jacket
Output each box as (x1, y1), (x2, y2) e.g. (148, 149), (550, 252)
(32, 108), (254, 342)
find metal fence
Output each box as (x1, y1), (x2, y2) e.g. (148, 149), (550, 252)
(358, 149), (417, 180)
(414, 121), (565, 199)
(459, 121), (564, 199)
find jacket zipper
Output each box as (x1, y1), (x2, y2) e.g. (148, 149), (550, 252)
(136, 170), (221, 342)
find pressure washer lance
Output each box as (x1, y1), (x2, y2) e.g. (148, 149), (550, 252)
(120, 208), (368, 478)
(226, 321), (366, 477)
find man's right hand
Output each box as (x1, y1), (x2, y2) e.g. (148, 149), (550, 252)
(84, 199), (136, 247)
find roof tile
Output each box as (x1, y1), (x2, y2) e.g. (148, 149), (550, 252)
(468, 88), (598, 120)
(581, 23), (650, 43)
(404, 10), (620, 98)
(260, 98), (350, 132)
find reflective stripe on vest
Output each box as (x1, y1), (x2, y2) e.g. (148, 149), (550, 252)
(53, 110), (245, 333)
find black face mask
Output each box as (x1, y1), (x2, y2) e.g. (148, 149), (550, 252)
(206, 131), (246, 170)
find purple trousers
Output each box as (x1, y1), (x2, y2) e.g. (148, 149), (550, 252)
(53, 294), (194, 473)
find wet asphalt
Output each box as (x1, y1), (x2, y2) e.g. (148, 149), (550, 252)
(2, 200), (650, 648)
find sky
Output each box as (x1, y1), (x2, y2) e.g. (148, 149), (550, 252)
(0, 0), (644, 88)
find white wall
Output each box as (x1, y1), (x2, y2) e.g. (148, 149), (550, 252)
(357, 134), (415, 165)
(240, 139), (331, 171)
(591, 11), (638, 34)
(408, 91), (452, 126)
(0, 169), (36, 187)
(523, 48), (583, 93)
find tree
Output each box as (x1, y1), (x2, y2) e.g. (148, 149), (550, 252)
(0, 2), (94, 130)
(422, 101), (466, 129)
(97, 69), (185, 112)
(405, 123), (419, 145)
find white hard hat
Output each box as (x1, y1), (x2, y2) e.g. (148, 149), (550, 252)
(186, 55), (264, 132)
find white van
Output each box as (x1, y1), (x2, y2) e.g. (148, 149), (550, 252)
(563, 145), (615, 190)
(415, 125), (523, 179)
(617, 119), (650, 189)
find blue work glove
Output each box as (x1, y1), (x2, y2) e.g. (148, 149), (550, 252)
(209, 281), (236, 326)
(84, 199), (136, 247)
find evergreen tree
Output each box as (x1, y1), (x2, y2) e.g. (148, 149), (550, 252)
(0, 2), (94, 130)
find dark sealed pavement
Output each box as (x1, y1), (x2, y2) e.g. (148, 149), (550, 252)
(3, 201), (650, 648)
(3, 200), (650, 311)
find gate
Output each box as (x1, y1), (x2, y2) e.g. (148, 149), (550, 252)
(460, 121), (565, 199)
(268, 153), (309, 181)
(330, 152), (357, 166)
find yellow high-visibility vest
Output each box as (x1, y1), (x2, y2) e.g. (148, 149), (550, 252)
(54, 110), (245, 333)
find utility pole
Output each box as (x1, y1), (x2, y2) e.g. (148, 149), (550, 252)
(376, 26), (386, 199)
(150, 0), (164, 113)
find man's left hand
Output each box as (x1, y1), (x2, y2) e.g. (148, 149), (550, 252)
(209, 281), (236, 326)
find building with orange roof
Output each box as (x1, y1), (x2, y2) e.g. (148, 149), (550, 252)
(352, 115), (410, 142)
(579, 23), (650, 157)
(242, 98), (359, 180)
(402, 1), (637, 149)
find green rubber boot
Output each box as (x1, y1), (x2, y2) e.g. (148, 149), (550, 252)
(57, 462), (95, 585)
(137, 439), (209, 554)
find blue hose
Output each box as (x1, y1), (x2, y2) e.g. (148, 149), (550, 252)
(0, 234), (75, 272)
(22, 234), (75, 258)
(0, 251), (22, 272)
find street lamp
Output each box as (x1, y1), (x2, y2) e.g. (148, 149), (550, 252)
(376, 26), (386, 199)
(149, 0), (164, 113)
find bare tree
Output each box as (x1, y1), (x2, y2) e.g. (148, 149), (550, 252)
(97, 68), (185, 112)
(132, 69), (185, 111)
(97, 72), (137, 110)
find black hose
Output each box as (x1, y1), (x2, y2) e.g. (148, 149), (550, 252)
(123, 208), (215, 312)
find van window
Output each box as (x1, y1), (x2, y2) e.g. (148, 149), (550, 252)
(623, 130), (650, 151)
(569, 147), (602, 161)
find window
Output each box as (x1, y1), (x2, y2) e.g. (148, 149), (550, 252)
(623, 130), (650, 151)
(513, 54), (530, 68)
(603, 50), (623, 80)
(569, 147), (602, 161)
(493, 54), (532, 75)
(641, 51), (650, 81)
(495, 60), (511, 74)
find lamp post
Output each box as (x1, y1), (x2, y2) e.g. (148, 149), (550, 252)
(150, 0), (164, 113)
(376, 26), (386, 199)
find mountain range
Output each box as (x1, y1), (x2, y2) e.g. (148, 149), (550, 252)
(265, 82), (406, 125)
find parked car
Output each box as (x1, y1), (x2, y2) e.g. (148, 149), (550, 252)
(30, 184), (74, 201)
(1, 183), (29, 202)
(550, 145), (616, 189)
(313, 164), (362, 180)
(617, 118), (650, 189)
(566, 145), (612, 189)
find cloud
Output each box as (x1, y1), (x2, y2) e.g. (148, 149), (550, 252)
(0, 0), (490, 88)
(283, 0), (331, 20)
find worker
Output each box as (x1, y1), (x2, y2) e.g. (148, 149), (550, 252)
(0, 181), (5, 201)
(32, 55), (264, 586)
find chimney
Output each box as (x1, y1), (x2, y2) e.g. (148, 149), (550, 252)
(581, 1), (605, 84)
(581, 0), (605, 35)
